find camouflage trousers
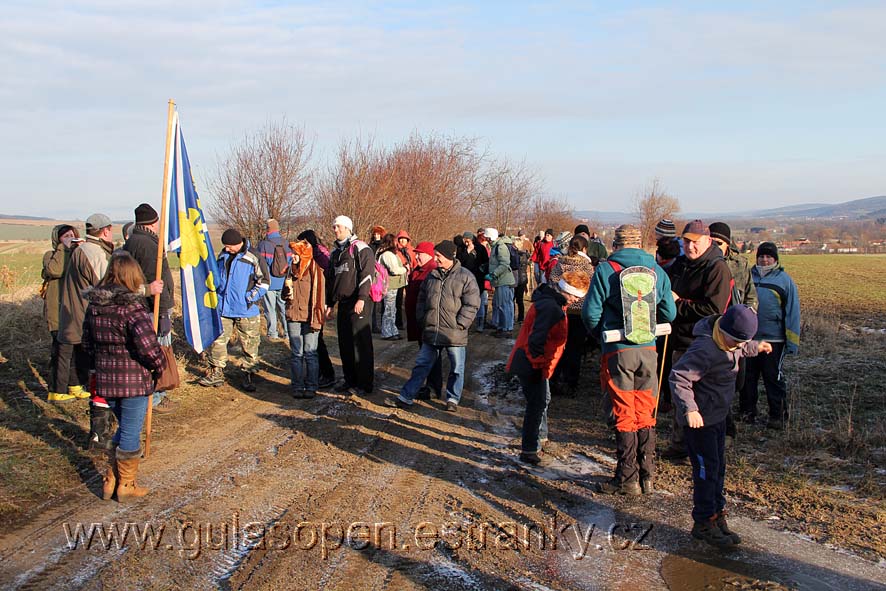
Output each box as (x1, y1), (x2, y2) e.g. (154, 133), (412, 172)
(207, 316), (261, 373)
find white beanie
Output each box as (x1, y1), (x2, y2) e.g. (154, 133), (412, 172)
(485, 227), (499, 241)
(333, 215), (354, 233)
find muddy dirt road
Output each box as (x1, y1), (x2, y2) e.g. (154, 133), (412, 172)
(1, 328), (884, 590)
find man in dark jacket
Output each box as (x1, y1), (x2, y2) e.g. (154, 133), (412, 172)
(385, 240), (479, 412)
(123, 203), (175, 413)
(257, 218), (291, 341)
(326, 215), (376, 396)
(662, 219), (733, 460)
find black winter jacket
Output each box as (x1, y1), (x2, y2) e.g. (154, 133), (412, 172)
(326, 236), (376, 306)
(124, 226), (175, 312)
(416, 261), (480, 347)
(670, 245), (732, 351)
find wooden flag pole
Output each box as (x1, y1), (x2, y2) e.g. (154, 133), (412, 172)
(145, 99), (176, 459)
(653, 333), (669, 422)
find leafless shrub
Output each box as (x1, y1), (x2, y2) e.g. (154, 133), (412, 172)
(634, 178), (680, 248)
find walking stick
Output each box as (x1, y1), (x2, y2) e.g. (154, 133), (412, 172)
(653, 333), (669, 422)
(145, 99), (176, 459)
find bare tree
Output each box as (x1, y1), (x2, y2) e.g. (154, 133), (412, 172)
(634, 178), (680, 248)
(207, 120), (314, 243)
(474, 158), (539, 235)
(520, 194), (579, 238)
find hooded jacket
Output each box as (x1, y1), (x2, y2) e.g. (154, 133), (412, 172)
(751, 265), (800, 353)
(581, 247), (676, 353)
(123, 225), (175, 312)
(216, 240), (270, 319)
(396, 230), (417, 268)
(669, 315), (761, 426)
(41, 224), (74, 332)
(670, 244), (733, 351)
(282, 242), (325, 330)
(379, 248), (409, 290)
(489, 236), (516, 287)
(257, 231), (292, 291)
(415, 260), (480, 347)
(506, 284), (569, 379)
(58, 234), (114, 345)
(81, 284), (166, 399)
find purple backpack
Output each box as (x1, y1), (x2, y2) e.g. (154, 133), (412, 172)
(349, 240), (388, 303)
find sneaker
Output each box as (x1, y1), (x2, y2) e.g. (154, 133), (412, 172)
(241, 373), (257, 393)
(691, 518), (735, 548)
(68, 385), (90, 399)
(596, 478), (642, 496)
(519, 451), (542, 465)
(48, 392), (76, 402)
(714, 512), (741, 545)
(318, 375), (336, 389)
(198, 367), (225, 387)
(445, 401), (458, 412)
(383, 396), (410, 409)
(152, 397), (177, 414)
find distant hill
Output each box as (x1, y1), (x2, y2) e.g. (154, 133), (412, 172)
(575, 196), (886, 224)
(0, 214), (56, 221)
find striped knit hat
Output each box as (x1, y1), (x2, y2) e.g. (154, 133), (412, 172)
(654, 218), (677, 238)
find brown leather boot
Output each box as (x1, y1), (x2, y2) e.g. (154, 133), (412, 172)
(115, 447), (149, 503)
(101, 444), (118, 501)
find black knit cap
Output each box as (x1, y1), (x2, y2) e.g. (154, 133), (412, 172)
(709, 222), (731, 244)
(434, 240), (457, 261)
(221, 228), (243, 246)
(134, 203), (159, 225)
(756, 241), (779, 261)
(574, 224), (590, 236)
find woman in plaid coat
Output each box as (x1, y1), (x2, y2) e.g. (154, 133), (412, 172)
(82, 253), (166, 502)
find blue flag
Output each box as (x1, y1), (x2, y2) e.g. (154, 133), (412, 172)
(163, 111), (223, 353)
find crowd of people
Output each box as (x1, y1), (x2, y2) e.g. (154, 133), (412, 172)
(41, 208), (801, 549)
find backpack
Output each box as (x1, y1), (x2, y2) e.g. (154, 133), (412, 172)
(506, 243), (520, 272)
(349, 240), (388, 303)
(270, 243), (289, 277)
(608, 260), (658, 344)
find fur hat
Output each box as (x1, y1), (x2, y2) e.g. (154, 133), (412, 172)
(371, 225), (386, 237)
(613, 224), (642, 249)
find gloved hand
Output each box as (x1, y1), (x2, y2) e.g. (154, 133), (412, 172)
(484, 274), (493, 281)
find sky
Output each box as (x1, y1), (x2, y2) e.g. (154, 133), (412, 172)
(1, 0), (884, 220)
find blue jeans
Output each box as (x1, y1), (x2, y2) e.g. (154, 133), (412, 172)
(518, 371), (550, 453)
(399, 343), (466, 405)
(287, 321), (320, 391)
(262, 289), (288, 338)
(493, 285), (515, 331)
(381, 289), (399, 337)
(107, 395), (150, 453)
(476, 290), (488, 330)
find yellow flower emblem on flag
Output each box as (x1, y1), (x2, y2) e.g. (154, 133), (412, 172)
(204, 272), (218, 308)
(177, 208), (209, 268)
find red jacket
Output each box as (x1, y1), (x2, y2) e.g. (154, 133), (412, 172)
(506, 284), (569, 379)
(531, 240), (554, 266)
(405, 259), (438, 341)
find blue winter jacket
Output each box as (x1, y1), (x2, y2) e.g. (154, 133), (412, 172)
(752, 265), (800, 354)
(581, 247), (676, 353)
(257, 232), (291, 291)
(216, 241), (270, 319)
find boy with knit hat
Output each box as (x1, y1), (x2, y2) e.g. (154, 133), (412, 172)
(582, 224), (676, 494)
(670, 304), (772, 547)
(508, 270), (591, 464)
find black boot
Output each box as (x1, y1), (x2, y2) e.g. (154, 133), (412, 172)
(637, 427), (656, 494)
(89, 404), (114, 451)
(598, 431), (640, 495)
(241, 372), (257, 393)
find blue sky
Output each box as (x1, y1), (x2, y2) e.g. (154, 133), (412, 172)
(1, 0), (884, 219)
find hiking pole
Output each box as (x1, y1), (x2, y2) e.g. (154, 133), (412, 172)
(653, 333), (669, 422)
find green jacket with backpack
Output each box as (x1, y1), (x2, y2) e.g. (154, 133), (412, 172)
(489, 237), (516, 287)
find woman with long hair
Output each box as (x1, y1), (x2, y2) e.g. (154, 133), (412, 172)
(82, 253), (166, 502)
(297, 229), (335, 388)
(377, 233), (408, 340)
(282, 238), (326, 398)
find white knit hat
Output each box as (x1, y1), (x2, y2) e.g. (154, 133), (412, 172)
(485, 227), (499, 241)
(333, 215), (354, 232)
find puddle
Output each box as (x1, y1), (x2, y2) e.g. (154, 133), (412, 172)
(525, 452), (611, 481)
(661, 554), (842, 591)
